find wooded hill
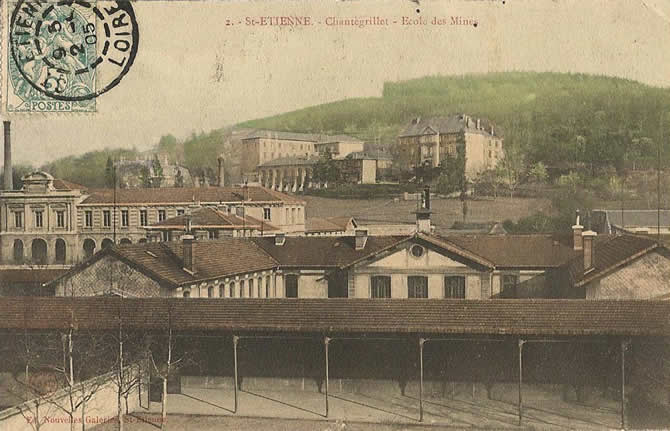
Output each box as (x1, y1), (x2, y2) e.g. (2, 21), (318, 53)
(38, 72), (670, 188)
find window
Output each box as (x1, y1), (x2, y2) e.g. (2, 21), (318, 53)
(444, 276), (466, 299)
(285, 274), (298, 298)
(229, 282), (235, 298)
(408, 276), (428, 298)
(239, 280), (245, 298)
(208, 285), (214, 298)
(219, 284), (225, 298)
(56, 210), (65, 228)
(410, 245), (425, 258)
(263, 208), (271, 221)
(291, 208), (296, 224)
(285, 208), (290, 223)
(258, 277), (263, 297)
(248, 279), (255, 297)
(177, 209), (185, 216)
(14, 211), (23, 228)
(208, 230), (219, 240)
(121, 210), (129, 227)
(183, 290), (191, 298)
(140, 210), (148, 226)
(266, 275), (272, 297)
(158, 210), (166, 222)
(161, 231), (169, 242)
(34, 211), (43, 228)
(103, 210), (111, 227)
(371, 276), (391, 298)
(502, 275), (519, 298)
(85, 210), (93, 227)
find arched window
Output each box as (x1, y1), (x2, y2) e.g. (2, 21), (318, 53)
(285, 274), (298, 298)
(183, 290), (191, 298)
(248, 279), (254, 298)
(55, 238), (66, 264)
(258, 277), (263, 297)
(120, 238), (132, 245)
(13, 239), (24, 264)
(138, 238), (147, 244)
(219, 284), (225, 298)
(101, 238), (114, 249)
(31, 239), (47, 265)
(83, 239), (96, 258)
(239, 280), (245, 298)
(208, 285), (214, 298)
(266, 275), (271, 298)
(229, 282), (235, 298)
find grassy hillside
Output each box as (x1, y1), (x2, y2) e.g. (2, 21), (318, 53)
(239, 72), (670, 172)
(42, 72), (670, 188)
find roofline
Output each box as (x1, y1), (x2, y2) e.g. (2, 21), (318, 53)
(417, 234), (496, 269)
(575, 243), (661, 287)
(78, 200), (293, 206)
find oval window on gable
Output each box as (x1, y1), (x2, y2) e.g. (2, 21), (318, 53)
(410, 244), (425, 258)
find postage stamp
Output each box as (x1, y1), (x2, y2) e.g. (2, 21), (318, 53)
(6, 0), (139, 113)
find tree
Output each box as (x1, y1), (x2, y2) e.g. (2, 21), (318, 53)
(156, 135), (178, 157)
(174, 168), (184, 187)
(312, 149), (340, 186)
(138, 166), (151, 188)
(151, 155), (164, 188)
(105, 157), (115, 188)
(528, 161), (548, 184)
(500, 144), (526, 198)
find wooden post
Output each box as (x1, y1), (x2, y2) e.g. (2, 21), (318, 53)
(324, 337), (330, 418)
(621, 338), (628, 430)
(419, 338), (425, 422)
(233, 335), (239, 414)
(518, 338), (525, 426)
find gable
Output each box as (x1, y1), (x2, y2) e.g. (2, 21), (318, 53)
(362, 241), (472, 270)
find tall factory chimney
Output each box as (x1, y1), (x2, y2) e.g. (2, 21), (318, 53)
(217, 155), (225, 187)
(3, 121), (13, 190)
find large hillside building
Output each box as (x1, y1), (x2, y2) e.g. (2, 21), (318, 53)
(0, 172), (305, 270)
(397, 114), (503, 179)
(239, 130), (363, 177)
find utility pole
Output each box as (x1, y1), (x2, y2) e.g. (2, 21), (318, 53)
(658, 112), (663, 243)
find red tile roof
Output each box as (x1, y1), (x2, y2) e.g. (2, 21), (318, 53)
(147, 207), (279, 232)
(80, 186), (303, 205)
(442, 234), (581, 268)
(0, 269), (68, 284)
(1, 297), (668, 336)
(251, 235), (409, 268)
(52, 179), (87, 191)
(565, 234), (662, 287)
(305, 217), (353, 233)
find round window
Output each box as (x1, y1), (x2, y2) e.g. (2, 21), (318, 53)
(410, 245), (425, 258)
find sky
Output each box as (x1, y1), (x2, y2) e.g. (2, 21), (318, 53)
(2, 0), (670, 166)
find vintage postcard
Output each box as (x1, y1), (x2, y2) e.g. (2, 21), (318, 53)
(1, 0), (670, 430)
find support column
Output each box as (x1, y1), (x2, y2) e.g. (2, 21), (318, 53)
(300, 169), (306, 191)
(324, 337), (330, 418)
(233, 335), (239, 413)
(621, 338), (629, 430)
(419, 338), (425, 422)
(271, 170), (276, 190)
(518, 338), (525, 426)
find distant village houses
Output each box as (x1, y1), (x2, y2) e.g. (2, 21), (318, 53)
(115, 154), (194, 188)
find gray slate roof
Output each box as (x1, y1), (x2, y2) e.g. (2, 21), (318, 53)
(399, 114), (499, 138)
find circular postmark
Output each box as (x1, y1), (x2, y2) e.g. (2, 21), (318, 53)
(9, 0), (139, 102)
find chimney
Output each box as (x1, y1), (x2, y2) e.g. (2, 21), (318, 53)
(354, 229), (368, 250)
(217, 155), (225, 187)
(572, 210), (583, 251)
(274, 232), (286, 246)
(182, 234), (195, 273)
(415, 185), (432, 234)
(3, 121), (12, 190)
(582, 230), (597, 271)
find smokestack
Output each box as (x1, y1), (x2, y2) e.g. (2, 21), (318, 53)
(217, 155), (225, 187)
(4, 121), (12, 190)
(415, 186), (432, 234)
(182, 234), (195, 273)
(582, 230), (597, 271)
(354, 229), (368, 250)
(572, 210), (583, 251)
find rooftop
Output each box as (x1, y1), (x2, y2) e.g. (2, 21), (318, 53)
(398, 114), (500, 138)
(305, 216), (354, 233)
(80, 186), (303, 205)
(243, 130), (362, 143)
(147, 206), (278, 232)
(1, 297), (668, 337)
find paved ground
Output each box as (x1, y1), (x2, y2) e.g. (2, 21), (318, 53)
(94, 386), (621, 430)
